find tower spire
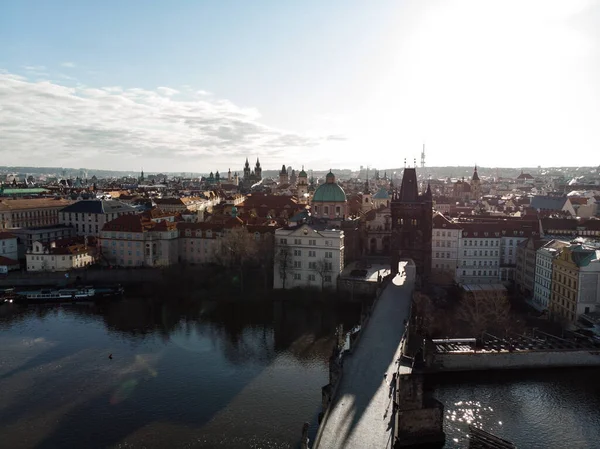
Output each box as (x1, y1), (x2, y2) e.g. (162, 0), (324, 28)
(421, 143), (425, 169)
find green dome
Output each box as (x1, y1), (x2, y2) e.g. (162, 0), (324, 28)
(312, 181), (346, 202)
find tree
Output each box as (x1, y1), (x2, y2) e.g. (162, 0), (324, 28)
(454, 289), (518, 338)
(314, 258), (332, 291)
(276, 243), (292, 289)
(215, 227), (258, 293)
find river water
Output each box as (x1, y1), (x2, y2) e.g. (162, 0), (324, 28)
(2, 298), (600, 449)
(0, 297), (361, 449)
(431, 369), (600, 449)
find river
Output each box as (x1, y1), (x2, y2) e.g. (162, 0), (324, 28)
(0, 297), (362, 449)
(430, 368), (600, 449)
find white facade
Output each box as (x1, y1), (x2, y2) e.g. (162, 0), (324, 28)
(457, 235), (501, 284)
(0, 234), (18, 261)
(533, 241), (568, 310)
(432, 226), (462, 280)
(100, 227), (178, 267)
(273, 224), (344, 290)
(26, 241), (96, 272)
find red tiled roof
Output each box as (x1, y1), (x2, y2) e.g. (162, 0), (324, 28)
(0, 256), (18, 266)
(0, 232), (17, 240)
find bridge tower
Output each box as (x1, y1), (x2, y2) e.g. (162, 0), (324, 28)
(390, 166), (433, 283)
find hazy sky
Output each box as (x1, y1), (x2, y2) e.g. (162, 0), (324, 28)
(1, 0), (599, 172)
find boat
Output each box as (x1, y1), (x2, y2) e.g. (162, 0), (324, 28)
(13, 285), (124, 304)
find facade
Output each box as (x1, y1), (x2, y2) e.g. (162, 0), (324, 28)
(550, 245), (600, 323)
(9, 225), (76, 259)
(296, 167), (309, 200)
(363, 206), (391, 255)
(311, 171), (348, 220)
(0, 198), (73, 229)
(0, 232), (18, 261)
(456, 225), (501, 285)
(178, 219), (242, 265)
(431, 213), (462, 284)
(26, 239), (96, 272)
(99, 213), (178, 267)
(390, 167), (433, 281)
(515, 237), (548, 298)
(59, 200), (136, 237)
(273, 223), (344, 290)
(533, 240), (569, 310)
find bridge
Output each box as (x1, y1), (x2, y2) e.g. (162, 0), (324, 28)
(314, 261), (414, 449)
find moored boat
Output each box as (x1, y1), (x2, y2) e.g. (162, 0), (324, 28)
(13, 285), (124, 304)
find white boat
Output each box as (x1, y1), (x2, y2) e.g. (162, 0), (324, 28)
(21, 287), (96, 301)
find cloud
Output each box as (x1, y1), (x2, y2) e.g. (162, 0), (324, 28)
(61, 62), (76, 68)
(0, 70), (335, 168)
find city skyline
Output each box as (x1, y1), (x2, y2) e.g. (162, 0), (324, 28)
(1, 0), (599, 171)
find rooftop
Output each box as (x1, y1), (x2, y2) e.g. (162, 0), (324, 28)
(60, 200), (136, 215)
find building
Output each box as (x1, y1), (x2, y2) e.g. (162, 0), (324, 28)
(0, 232), (18, 261)
(178, 218), (243, 265)
(99, 213), (179, 267)
(26, 238), (96, 272)
(273, 223), (344, 290)
(0, 256), (19, 274)
(362, 206), (391, 255)
(9, 225), (76, 259)
(279, 164), (289, 185)
(0, 198), (74, 229)
(456, 224), (502, 285)
(431, 213), (462, 284)
(311, 171), (348, 221)
(391, 167), (433, 281)
(296, 167), (309, 200)
(59, 200), (136, 237)
(515, 237), (548, 298)
(533, 239), (569, 311)
(530, 195), (576, 216)
(550, 244), (600, 324)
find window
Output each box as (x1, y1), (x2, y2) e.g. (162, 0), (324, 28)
(446, 252), (450, 259)
(309, 250), (316, 257)
(436, 252), (439, 258)
(325, 251), (333, 258)
(294, 273), (301, 280)
(294, 239), (302, 245)
(464, 250), (467, 256)
(280, 238), (288, 244)
(294, 249), (302, 256)
(294, 261), (302, 268)
(308, 274), (316, 281)
(309, 239), (316, 246)
(324, 276), (332, 282)
(308, 262), (316, 269)
(324, 206), (329, 215)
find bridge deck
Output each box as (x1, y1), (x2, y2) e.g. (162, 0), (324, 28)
(315, 272), (413, 449)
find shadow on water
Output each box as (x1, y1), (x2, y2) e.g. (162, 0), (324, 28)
(0, 295), (362, 449)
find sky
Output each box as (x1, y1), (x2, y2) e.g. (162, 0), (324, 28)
(1, 0), (599, 173)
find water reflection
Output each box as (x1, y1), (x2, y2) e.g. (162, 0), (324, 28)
(430, 369), (600, 449)
(0, 297), (362, 449)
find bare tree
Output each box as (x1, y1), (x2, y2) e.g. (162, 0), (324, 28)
(276, 243), (292, 289)
(313, 258), (332, 291)
(216, 227), (258, 292)
(454, 289), (513, 338)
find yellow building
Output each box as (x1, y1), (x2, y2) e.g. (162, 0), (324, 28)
(550, 245), (600, 324)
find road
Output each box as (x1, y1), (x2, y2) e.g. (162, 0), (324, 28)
(315, 269), (413, 449)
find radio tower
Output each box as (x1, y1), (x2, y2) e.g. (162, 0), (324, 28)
(420, 144), (425, 169)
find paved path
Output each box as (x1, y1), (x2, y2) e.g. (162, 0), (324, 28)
(315, 271), (413, 449)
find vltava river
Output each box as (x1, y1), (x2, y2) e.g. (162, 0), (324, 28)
(0, 297), (361, 449)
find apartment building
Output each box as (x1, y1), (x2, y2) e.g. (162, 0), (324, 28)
(0, 232), (18, 260)
(273, 223), (344, 290)
(9, 225), (76, 259)
(0, 198), (73, 229)
(456, 224), (502, 285)
(532, 240), (569, 310)
(515, 238), (548, 298)
(59, 200), (136, 237)
(550, 244), (600, 324)
(99, 213), (178, 267)
(432, 213), (462, 283)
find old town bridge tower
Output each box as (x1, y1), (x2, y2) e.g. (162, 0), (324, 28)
(391, 167), (433, 283)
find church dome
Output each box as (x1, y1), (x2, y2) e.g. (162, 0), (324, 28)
(312, 171), (346, 202)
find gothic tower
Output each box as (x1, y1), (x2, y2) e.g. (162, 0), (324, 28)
(471, 166), (481, 201)
(297, 166), (308, 199)
(391, 167), (433, 283)
(255, 158), (262, 180)
(279, 164), (289, 184)
(243, 158), (251, 180)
